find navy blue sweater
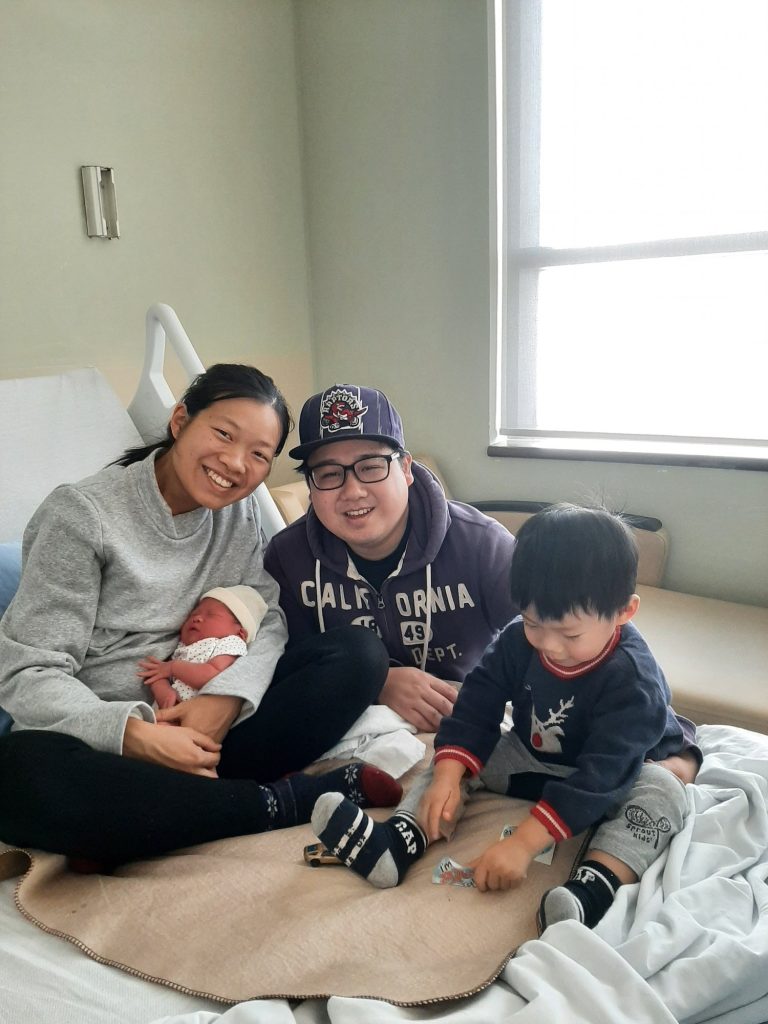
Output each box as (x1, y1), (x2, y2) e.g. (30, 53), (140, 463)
(436, 619), (689, 839)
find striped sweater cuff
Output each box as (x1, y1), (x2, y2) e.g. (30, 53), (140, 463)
(433, 745), (483, 776)
(531, 800), (571, 842)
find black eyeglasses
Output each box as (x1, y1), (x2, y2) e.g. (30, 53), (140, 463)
(307, 452), (404, 491)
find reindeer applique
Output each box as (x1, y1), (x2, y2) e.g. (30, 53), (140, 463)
(529, 696), (575, 754)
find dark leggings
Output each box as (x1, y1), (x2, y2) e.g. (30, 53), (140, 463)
(0, 626), (388, 863)
(218, 626), (387, 780)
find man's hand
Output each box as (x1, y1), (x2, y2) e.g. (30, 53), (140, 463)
(155, 693), (244, 743)
(380, 667), (458, 732)
(123, 718), (221, 777)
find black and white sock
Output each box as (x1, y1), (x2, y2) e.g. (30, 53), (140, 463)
(265, 764), (403, 830)
(537, 860), (622, 932)
(311, 795), (427, 888)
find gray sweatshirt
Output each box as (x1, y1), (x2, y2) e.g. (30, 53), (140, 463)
(0, 452), (287, 754)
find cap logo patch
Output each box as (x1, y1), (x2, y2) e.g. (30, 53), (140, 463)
(319, 387), (368, 436)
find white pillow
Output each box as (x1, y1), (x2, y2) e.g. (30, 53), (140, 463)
(0, 368), (144, 542)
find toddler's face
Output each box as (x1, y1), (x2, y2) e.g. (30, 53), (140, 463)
(521, 606), (623, 669)
(180, 597), (243, 645)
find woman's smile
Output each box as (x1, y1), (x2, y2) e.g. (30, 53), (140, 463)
(204, 466), (235, 490)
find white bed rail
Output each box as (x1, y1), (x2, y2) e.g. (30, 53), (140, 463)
(127, 303), (287, 540)
(127, 303), (205, 440)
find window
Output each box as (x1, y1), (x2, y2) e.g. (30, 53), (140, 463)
(491, 0), (768, 468)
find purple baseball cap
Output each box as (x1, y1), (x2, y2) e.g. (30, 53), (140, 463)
(288, 384), (406, 461)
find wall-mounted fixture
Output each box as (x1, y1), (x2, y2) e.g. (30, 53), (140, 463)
(80, 165), (120, 239)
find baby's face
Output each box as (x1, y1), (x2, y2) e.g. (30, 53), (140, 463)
(180, 597), (242, 645)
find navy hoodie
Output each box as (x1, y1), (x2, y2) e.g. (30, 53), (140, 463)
(264, 463), (517, 682)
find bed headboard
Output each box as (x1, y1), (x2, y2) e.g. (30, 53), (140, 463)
(0, 367), (144, 543)
(0, 304), (287, 544)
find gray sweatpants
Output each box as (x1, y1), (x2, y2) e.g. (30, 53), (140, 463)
(400, 731), (688, 878)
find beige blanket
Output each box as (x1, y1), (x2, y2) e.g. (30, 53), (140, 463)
(0, 785), (585, 1006)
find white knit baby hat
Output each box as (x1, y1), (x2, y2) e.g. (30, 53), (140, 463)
(201, 585), (268, 643)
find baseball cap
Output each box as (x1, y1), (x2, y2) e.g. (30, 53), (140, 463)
(201, 586), (268, 644)
(288, 384), (405, 461)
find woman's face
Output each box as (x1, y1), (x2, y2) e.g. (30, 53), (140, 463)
(155, 397), (282, 515)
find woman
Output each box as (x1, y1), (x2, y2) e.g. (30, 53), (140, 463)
(0, 364), (396, 866)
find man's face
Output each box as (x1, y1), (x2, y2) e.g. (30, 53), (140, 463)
(307, 439), (413, 561)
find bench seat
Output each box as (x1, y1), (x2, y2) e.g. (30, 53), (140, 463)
(634, 585), (767, 734)
(268, 468), (767, 736)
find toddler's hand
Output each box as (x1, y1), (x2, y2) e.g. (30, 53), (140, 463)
(419, 758), (467, 842)
(420, 778), (463, 842)
(469, 836), (533, 892)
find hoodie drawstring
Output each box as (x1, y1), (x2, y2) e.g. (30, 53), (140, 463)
(422, 562), (432, 670)
(315, 558), (326, 633)
(314, 551), (433, 670)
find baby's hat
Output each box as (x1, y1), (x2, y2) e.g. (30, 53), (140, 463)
(201, 585), (268, 644)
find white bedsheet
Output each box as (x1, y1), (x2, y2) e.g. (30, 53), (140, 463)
(151, 925), (677, 1024)
(1, 723), (766, 1024)
(597, 723), (768, 1024)
(0, 877), (223, 1023)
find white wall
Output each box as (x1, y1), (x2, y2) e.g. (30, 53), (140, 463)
(294, 0), (768, 606)
(0, 0), (313, 484)
(1, 0), (765, 601)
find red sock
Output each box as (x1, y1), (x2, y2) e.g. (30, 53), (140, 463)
(358, 765), (403, 807)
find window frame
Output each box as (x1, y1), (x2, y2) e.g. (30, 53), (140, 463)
(488, 0), (768, 471)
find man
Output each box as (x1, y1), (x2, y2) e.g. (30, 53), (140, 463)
(264, 384), (517, 732)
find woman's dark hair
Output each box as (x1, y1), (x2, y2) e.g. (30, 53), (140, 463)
(113, 363), (293, 467)
(509, 503), (638, 620)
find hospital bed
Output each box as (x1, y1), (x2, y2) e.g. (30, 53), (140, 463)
(1, 306), (766, 1024)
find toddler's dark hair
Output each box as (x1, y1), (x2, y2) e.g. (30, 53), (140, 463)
(509, 503), (638, 620)
(113, 363), (293, 467)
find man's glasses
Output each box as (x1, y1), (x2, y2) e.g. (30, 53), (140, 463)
(307, 452), (404, 491)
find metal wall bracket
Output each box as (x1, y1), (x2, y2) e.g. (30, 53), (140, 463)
(80, 165), (120, 239)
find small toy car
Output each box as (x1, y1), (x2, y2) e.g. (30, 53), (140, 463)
(303, 842), (341, 867)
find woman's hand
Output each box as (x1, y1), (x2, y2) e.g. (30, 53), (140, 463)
(148, 679), (180, 710)
(155, 693), (244, 743)
(123, 718), (221, 777)
(379, 667), (458, 732)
